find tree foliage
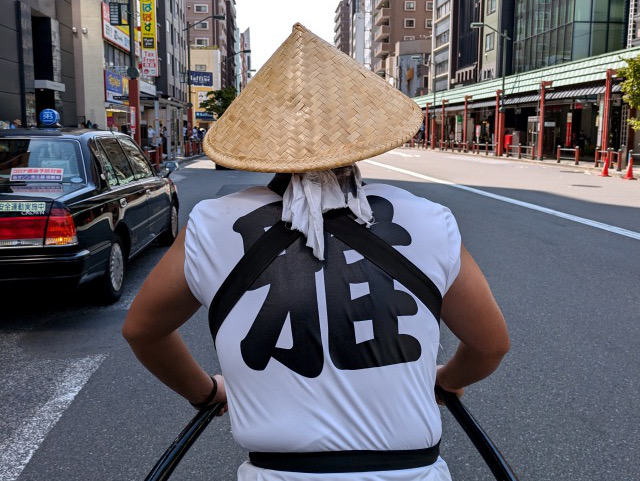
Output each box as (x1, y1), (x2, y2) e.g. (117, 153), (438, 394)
(619, 55), (640, 131)
(199, 86), (237, 119)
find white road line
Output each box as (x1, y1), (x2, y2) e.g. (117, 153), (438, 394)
(0, 354), (107, 481)
(365, 160), (640, 241)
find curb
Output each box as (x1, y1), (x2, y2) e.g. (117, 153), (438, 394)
(401, 146), (639, 180)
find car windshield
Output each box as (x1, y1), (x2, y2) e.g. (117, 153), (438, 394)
(0, 138), (86, 185)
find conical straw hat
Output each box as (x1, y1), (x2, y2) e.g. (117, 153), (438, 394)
(203, 23), (423, 173)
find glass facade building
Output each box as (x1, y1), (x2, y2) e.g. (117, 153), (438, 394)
(514, 0), (628, 73)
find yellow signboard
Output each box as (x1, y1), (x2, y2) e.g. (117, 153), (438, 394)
(140, 0), (158, 76)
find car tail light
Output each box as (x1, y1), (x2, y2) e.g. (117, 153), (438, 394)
(0, 216), (48, 247)
(45, 206), (78, 246)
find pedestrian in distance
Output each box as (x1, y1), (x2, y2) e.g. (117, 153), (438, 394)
(10, 119), (22, 129)
(123, 23), (509, 481)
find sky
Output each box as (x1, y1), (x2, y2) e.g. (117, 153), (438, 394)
(235, 0), (337, 72)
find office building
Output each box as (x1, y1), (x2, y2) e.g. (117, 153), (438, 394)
(334, 1), (351, 55)
(372, 0), (433, 83)
(513, 0), (628, 73)
(0, 0), (77, 127)
(186, 0), (229, 85)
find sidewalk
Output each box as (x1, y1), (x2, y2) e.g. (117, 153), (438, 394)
(401, 144), (639, 180)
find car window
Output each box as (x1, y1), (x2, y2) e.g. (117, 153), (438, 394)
(118, 137), (153, 179)
(89, 139), (118, 188)
(0, 138), (86, 185)
(97, 137), (135, 185)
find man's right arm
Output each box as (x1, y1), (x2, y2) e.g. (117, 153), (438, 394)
(437, 244), (510, 393)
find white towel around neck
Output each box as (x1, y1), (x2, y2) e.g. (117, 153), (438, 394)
(281, 165), (373, 261)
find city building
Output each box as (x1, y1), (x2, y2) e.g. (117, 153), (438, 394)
(416, 0), (637, 163)
(190, 47), (221, 129)
(0, 0), (77, 127)
(629, 0), (640, 47)
(334, 0), (351, 55)
(394, 38), (431, 98)
(225, 0), (240, 90)
(186, 0), (228, 86)
(372, 0), (433, 83)
(239, 28), (252, 91)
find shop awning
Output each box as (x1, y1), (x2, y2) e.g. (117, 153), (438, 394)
(413, 46), (638, 108)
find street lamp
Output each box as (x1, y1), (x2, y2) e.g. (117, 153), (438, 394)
(184, 14), (226, 132)
(224, 50), (251, 90)
(471, 22), (511, 156)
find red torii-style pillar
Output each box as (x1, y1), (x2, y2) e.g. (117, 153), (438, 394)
(600, 68), (616, 155)
(463, 95), (472, 151)
(537, 81), (553, 160)
(495, 89), (502, 155)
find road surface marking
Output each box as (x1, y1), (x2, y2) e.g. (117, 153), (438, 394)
(365, 160), (640, 241)
(0, 354), (107, 481)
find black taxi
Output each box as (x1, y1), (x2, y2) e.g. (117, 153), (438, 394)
(0, 128), (179, 303)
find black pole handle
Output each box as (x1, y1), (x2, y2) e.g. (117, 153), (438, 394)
(144, 402), (225, 481)
(435, 386), (519, 481)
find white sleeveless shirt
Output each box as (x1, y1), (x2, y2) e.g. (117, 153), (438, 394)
(184, 183), (461, 481)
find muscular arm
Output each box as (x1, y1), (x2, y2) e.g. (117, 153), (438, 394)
(437, 243), (510, 392)
(122, 227), (226, 407)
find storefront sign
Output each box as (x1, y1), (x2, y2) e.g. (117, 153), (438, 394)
(102, 2), (130, 51)
(109, 1), (128, 26)
(196, 112), (215, 120)
(105, 70), (125, 104)
(140, 0), (158, 76)
(130, 107), (137, 135)
(190, 71), (214, 87)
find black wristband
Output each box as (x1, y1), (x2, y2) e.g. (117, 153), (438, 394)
(189, 375), (218, 409)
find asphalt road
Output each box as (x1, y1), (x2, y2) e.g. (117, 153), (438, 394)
(1, 149), (638, 481)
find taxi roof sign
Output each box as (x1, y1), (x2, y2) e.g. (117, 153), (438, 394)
(39, 109), (60, 126)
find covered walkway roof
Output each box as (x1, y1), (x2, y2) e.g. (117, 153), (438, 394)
(413, 46), (640, 109)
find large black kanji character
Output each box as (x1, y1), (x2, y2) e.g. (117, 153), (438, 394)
(233, 202), (324, 378)
(324, 196), (421, 370)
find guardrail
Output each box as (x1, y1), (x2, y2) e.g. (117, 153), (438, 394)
(472, 142), (496, 156)
(556, 145), (581, 165)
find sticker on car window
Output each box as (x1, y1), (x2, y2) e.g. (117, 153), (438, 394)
(11, 185), (63, 194)
(10, 167), (63, 182)
(0, 201), (47, 215)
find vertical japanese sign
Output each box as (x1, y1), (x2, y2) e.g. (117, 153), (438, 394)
(140, 0), (158, 77)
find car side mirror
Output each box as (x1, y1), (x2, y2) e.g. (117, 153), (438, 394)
(161, 161), (179, 178)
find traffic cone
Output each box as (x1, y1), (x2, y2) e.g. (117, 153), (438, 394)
(624, 154), (636, 180)
(600, 152), (611, 177)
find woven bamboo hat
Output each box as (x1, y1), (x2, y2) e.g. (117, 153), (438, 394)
(203, 23), (423, 173)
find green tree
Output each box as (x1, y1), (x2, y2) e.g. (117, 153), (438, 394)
(619, 56), (640, 131)
(199, 86), (237, 119)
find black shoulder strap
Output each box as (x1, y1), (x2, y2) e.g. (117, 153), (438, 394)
(208, 210), (443, 345)
(208, 221), (302, 345)
(323, 209), (442, 321)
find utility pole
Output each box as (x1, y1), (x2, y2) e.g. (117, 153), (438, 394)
(127, 0), (141, 145)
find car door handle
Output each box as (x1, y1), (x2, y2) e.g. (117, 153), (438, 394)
(120, 198), (127, 208)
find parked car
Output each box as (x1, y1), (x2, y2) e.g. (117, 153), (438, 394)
(0, 128), (179, 304)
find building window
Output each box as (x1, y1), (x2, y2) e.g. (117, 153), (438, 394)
(404, 1), (416, 10)
(485, 32), (495, 52)
(426, 2), (433, 10)
(486, 0), (496, 15)
(194, 21), (209, 30)
(404, 18), (416, 28)
(404, 36), (415, 40)
(425, 19), (433, 28)
(195, 64), (207, 71)
(436, 1), (450, 19)
(194, 4), (208, 13)
(195, 37), (209, 47)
